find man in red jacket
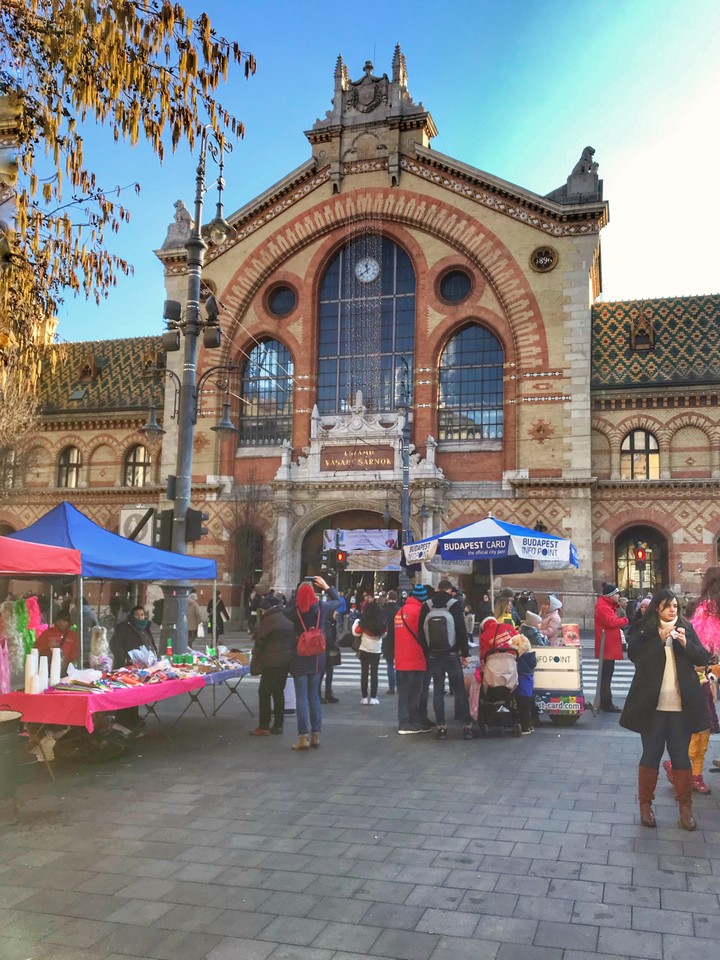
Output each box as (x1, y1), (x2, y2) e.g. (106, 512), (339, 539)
(594, 583), (629, 712)
(393, 584), (433, 734)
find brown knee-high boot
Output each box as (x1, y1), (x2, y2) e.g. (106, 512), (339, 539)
(673, 768), (697, 831)
(638, 765), (659, 828)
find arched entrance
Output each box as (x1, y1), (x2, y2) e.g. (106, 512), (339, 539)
(615, 525), (668, 597)
(301, 509), (402, 597)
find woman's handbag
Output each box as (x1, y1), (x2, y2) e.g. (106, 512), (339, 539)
(197, 623), (205, 640)
(249, 646), (263, 676)
(326, 647), (342, 667)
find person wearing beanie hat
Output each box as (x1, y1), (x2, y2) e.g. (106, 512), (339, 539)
(521, 610), (548, 647)
(594, 582), (629, 712)
(393, 587), (433, 734)
(540, 595), (563, 645)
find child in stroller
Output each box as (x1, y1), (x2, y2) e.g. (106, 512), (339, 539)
(473, 616), (523, 737)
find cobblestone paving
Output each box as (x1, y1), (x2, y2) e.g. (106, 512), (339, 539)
(2, 685), (719, 960)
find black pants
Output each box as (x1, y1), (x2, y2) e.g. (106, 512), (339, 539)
(258, 667), (288, 730)
(640, 711), (692, 770)
(359, 651), (381, 699)
(320, 663), (334, 697)
(517, 694), (534, 732)
(600, 659), (616, 707)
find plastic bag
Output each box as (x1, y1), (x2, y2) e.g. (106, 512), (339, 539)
(197, 623), (205, 639)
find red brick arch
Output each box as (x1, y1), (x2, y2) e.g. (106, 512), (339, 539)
(218, 187), (548, 369)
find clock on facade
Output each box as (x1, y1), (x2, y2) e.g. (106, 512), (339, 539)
(354, 256), (380, 283)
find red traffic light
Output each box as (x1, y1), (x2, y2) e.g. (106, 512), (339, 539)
(635, 546), (647, 562)
(336, 549), (348, 569)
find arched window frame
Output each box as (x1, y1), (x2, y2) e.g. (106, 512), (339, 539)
(437, 322), (504, 442)
(238, 338), (294, 446)
(317, 235), (416, 414)
(620, 429), (660, 480)
(57, 445), (82, 488)
(124, 444), (151, 487)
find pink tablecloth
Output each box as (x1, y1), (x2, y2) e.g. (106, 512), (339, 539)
(0, 676), (206, 732)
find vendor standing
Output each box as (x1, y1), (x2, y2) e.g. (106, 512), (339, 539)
(109, 606), (157, 733)
(35, 612), (78, 671)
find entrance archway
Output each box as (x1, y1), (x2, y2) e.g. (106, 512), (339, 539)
(615, 525), (668, 597)
(301, 509), (402, 597)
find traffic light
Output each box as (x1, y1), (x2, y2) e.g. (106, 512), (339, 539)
(634, 543), (647, 571)
(321, 548), (330, 571)
(186, 507), (209, 542)
(157, 508), (173, 551)
(336, 548), (348, 570)
(325, 548), (337, 570)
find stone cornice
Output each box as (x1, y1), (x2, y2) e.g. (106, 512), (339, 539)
(509, 477), (598, 489)
(38, 415), (149, 431)
(405, 146), (609, 235)
(596, 478), (720, 492)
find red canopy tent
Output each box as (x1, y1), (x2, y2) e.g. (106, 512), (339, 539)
(0, 536), (82, 576)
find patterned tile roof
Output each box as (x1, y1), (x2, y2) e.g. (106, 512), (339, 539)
(37, 336), (164, 413)
(592, 294), (720, 389)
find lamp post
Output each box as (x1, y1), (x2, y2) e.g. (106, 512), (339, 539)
(397, 358), (413, 589)
(141, 126), (236, 653)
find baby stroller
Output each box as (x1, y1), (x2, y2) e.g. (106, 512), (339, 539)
(477, 634), (522, 737)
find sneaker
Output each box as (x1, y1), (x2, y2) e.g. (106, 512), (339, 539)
(370, 698), (380, 705)
(420, 720), (435, 732)
(325, 695), (339, 704)
(462, 725), (476, 741)
(436, 726), (448, 740)
(361, 697), (370, 705)
(398, 724), (423, 735)
(521, 729), (533, 735)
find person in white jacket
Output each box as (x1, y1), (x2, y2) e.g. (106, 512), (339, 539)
(352, 601), (387, 705)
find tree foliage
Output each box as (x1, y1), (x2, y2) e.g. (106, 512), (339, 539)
(0, 0), (255, 369)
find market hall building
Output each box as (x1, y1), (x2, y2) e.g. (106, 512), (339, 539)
(2, 48), (719, 616)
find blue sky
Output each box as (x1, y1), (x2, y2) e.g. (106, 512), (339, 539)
(54, 0), (720, 342)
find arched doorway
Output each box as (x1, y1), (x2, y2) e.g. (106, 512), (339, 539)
(301, 509), (402, 597)
(233, 526), (264, 624)
(615, 525), (668, 597)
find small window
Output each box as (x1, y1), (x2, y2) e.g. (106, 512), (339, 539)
(620, 430), (659, 480)
(267, 286), (297, 318)
(124, 444), (151, 487)
(439, 270), (472, 304)
(57, 446), (82, 488)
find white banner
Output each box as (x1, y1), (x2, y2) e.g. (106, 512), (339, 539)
(347, 550), (402, 571)
(323, 529), (398, 551)
(403, 539), (438, 564)
(425, 558), (474, 575)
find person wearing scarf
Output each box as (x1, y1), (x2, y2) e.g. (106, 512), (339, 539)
(620, 589), (710, 831)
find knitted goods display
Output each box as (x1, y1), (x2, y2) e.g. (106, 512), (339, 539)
(26, 596), (47, 642)
(14, 598), (35, 655)
(1, 599), (24, 675)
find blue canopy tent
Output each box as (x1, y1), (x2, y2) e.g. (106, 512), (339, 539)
(8, 502), (217, 660)
(403, 513), (579, 603)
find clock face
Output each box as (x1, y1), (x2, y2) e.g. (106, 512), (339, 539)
(354, 257), (380, 283)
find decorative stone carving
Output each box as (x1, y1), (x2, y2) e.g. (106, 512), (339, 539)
(346, 61), (389, 114)
(545, 146), (603, 204)
(161, 199), (194, 249)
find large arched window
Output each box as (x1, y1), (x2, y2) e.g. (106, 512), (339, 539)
(57, 446), (81, 488)
(438, 324), (504, 441)
(317, 235), (416, 413)
(239, 338), (293, 445)
(124, 444), (151, 487)
(620, 430), (659, 480)
(0, 448), (16, 490)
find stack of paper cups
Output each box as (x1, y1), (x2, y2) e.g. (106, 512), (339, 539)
(50, 648), (62, 687)
(24, 649), (39, 694)
(38, 656), (49, 692)
(29, 675), (42, 695)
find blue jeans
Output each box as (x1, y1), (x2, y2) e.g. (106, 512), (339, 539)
(386, 660), (397, 692)
(293, 671), (322, 736)
(431, 651), (471, 726)
(640, 710), (692, 770)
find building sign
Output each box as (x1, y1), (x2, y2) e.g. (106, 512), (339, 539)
(320, 445), (393, 472)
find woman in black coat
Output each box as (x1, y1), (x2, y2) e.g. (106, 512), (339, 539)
(620, 588), (710, 831)
(249, 597), (295, 737)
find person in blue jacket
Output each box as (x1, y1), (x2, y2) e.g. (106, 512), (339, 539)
(512, 633), (538, 734)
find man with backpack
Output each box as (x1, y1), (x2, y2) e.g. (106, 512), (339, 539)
(419, 580), (475, 741)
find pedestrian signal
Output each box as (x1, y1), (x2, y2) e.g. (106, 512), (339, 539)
(336, 549), (348, 570)
(634, 544), (646, 571)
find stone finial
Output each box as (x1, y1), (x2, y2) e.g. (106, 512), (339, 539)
(392, 44), (408, 89)
(571, 146), (599, 176)
(334, 54), (348, 88)
(545, 146), (602, 205)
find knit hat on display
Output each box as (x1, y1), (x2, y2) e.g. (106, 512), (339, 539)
(524, 611), (542, 627)
(410, 584), (430, 602)
(547, 596), (563, 612)
(602, 583), (619, 596)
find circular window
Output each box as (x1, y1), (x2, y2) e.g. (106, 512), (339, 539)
(267, 285), (297, 317)
(530, 247), (558, 273)
(439, 270), (472, 304)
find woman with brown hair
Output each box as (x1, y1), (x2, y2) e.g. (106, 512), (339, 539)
(620, 588), (710, 831)
(352, 601), (387, 705)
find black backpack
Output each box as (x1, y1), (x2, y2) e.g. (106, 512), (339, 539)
(423, 598), (458, 654)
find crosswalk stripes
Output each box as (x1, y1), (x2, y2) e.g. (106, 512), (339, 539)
(327, 653), (636, 699)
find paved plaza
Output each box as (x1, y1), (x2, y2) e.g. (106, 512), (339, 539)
(2, 682), (720, 960)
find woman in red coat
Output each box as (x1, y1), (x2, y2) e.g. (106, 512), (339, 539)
(594, 583), (629, 712)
